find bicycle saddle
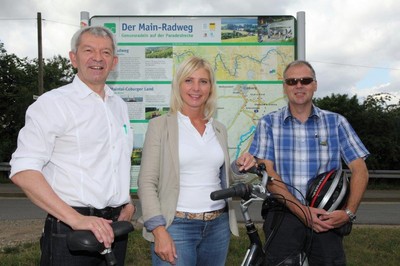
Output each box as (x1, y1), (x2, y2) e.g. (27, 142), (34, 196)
(67, 221), (134, 252)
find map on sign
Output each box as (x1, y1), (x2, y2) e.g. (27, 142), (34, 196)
(173, 46), (292, 159)
(217, 83), (288, 160)
(90, 15), (296, 191)
(174, 46), (293, 81)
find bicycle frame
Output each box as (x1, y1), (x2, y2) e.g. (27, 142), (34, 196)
(212, 163), (303, 266)
(240, 192), (266, 266)
(240, 166), (270, 266)
(211, 162), (312, 266)
(241, 173), (310, 266)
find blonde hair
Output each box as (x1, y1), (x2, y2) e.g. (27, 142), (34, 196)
(170, 56), (217, 120)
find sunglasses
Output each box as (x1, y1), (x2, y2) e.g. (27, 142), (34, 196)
(284, 77), (315, 86)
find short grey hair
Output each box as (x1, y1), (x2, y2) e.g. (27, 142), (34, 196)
(70, 26), (116, 54)
(283, 60), (316, 79)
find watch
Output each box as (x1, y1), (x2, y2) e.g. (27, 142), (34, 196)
(345, 208), (357, 222)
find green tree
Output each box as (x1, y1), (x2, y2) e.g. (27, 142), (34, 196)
(360, 94), (400, 169)
(0, 43), (74, 162)
(314, 93), (364, 132)
(0, 43), (34, 162)
(314, 93), (400, 170)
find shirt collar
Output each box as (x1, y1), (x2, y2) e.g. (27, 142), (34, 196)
(73, 75), (114, 99)
(311, 105), (321, 118)
(283, 104), (320, 122)
(177, 111), (213, 124)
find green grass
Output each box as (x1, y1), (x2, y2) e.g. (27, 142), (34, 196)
(0, 242), (41, 265)
(344, 226), (400, 266)
(1, 225), (399, 266)
(221, 35), (258, 43)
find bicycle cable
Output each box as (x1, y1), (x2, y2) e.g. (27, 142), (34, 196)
(264, 178), (314, 266)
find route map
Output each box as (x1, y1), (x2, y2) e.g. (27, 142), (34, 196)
(173, 46), (293, 159)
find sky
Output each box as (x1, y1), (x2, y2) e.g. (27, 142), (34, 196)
(1, 0), (400, 103)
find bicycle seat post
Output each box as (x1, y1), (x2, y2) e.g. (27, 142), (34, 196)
(102, 248), (117, 266)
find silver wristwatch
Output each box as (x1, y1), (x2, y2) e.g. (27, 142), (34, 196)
(345, 208), (356, 222)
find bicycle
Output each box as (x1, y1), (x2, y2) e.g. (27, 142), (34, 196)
(212, 160), (343, 266)
(67, 220), (134, 266)
(211, 163), (270, 266)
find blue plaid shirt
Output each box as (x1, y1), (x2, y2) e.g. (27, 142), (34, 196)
(249, 105), (369, 202)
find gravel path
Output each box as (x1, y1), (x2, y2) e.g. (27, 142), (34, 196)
(0, 219), (143, 251)
(0, 219), (43, 250)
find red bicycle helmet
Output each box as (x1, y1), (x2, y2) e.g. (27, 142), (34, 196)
(306, 169), (349, 211)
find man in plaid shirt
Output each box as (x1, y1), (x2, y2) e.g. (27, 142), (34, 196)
(249, 60), (369, 265)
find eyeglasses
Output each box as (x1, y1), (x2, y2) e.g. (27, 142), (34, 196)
(284, 77), (315, 86)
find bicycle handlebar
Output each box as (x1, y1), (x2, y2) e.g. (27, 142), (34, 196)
(211, 162), (270, 201)
(210, 182), (252, 200)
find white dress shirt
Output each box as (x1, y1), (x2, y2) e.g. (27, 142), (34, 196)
(10, 76), (134, 209)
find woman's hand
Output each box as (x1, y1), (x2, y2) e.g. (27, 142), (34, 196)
(153, 226), (177, 265)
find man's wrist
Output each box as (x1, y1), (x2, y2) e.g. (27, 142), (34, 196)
(345, 208), (357, 222)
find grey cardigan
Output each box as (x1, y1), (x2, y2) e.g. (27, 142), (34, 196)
(137, 113), (239, 242)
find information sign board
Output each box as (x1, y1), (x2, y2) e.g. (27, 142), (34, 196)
(90, 16), (297, 191)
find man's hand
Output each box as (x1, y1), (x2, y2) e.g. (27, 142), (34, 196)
(318, 209), (352, 228)
(71, 215), (114, 248)
(118, 202), (136, 222)
(301, 206), (335, 233)
(235, 152), (257, 172)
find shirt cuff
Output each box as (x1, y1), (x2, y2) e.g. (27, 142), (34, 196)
(9, 158), (44, 178)
(144, 215), (166, 232)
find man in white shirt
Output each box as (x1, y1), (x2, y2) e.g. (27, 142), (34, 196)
(9, 26), (135, 265)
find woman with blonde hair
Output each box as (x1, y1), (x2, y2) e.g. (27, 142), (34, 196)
(138, 56), (252, 265)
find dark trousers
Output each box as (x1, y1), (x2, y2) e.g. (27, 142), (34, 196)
(262, 203), (346, 266)
(40, 206), (128, 266)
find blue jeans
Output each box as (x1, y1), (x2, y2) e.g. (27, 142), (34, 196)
(151, 212), (231, 266)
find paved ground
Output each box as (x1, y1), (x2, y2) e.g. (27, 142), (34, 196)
(2, 182), (399, 202)
(2, 182), (400, 224)
(1, 182), (399, 250)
